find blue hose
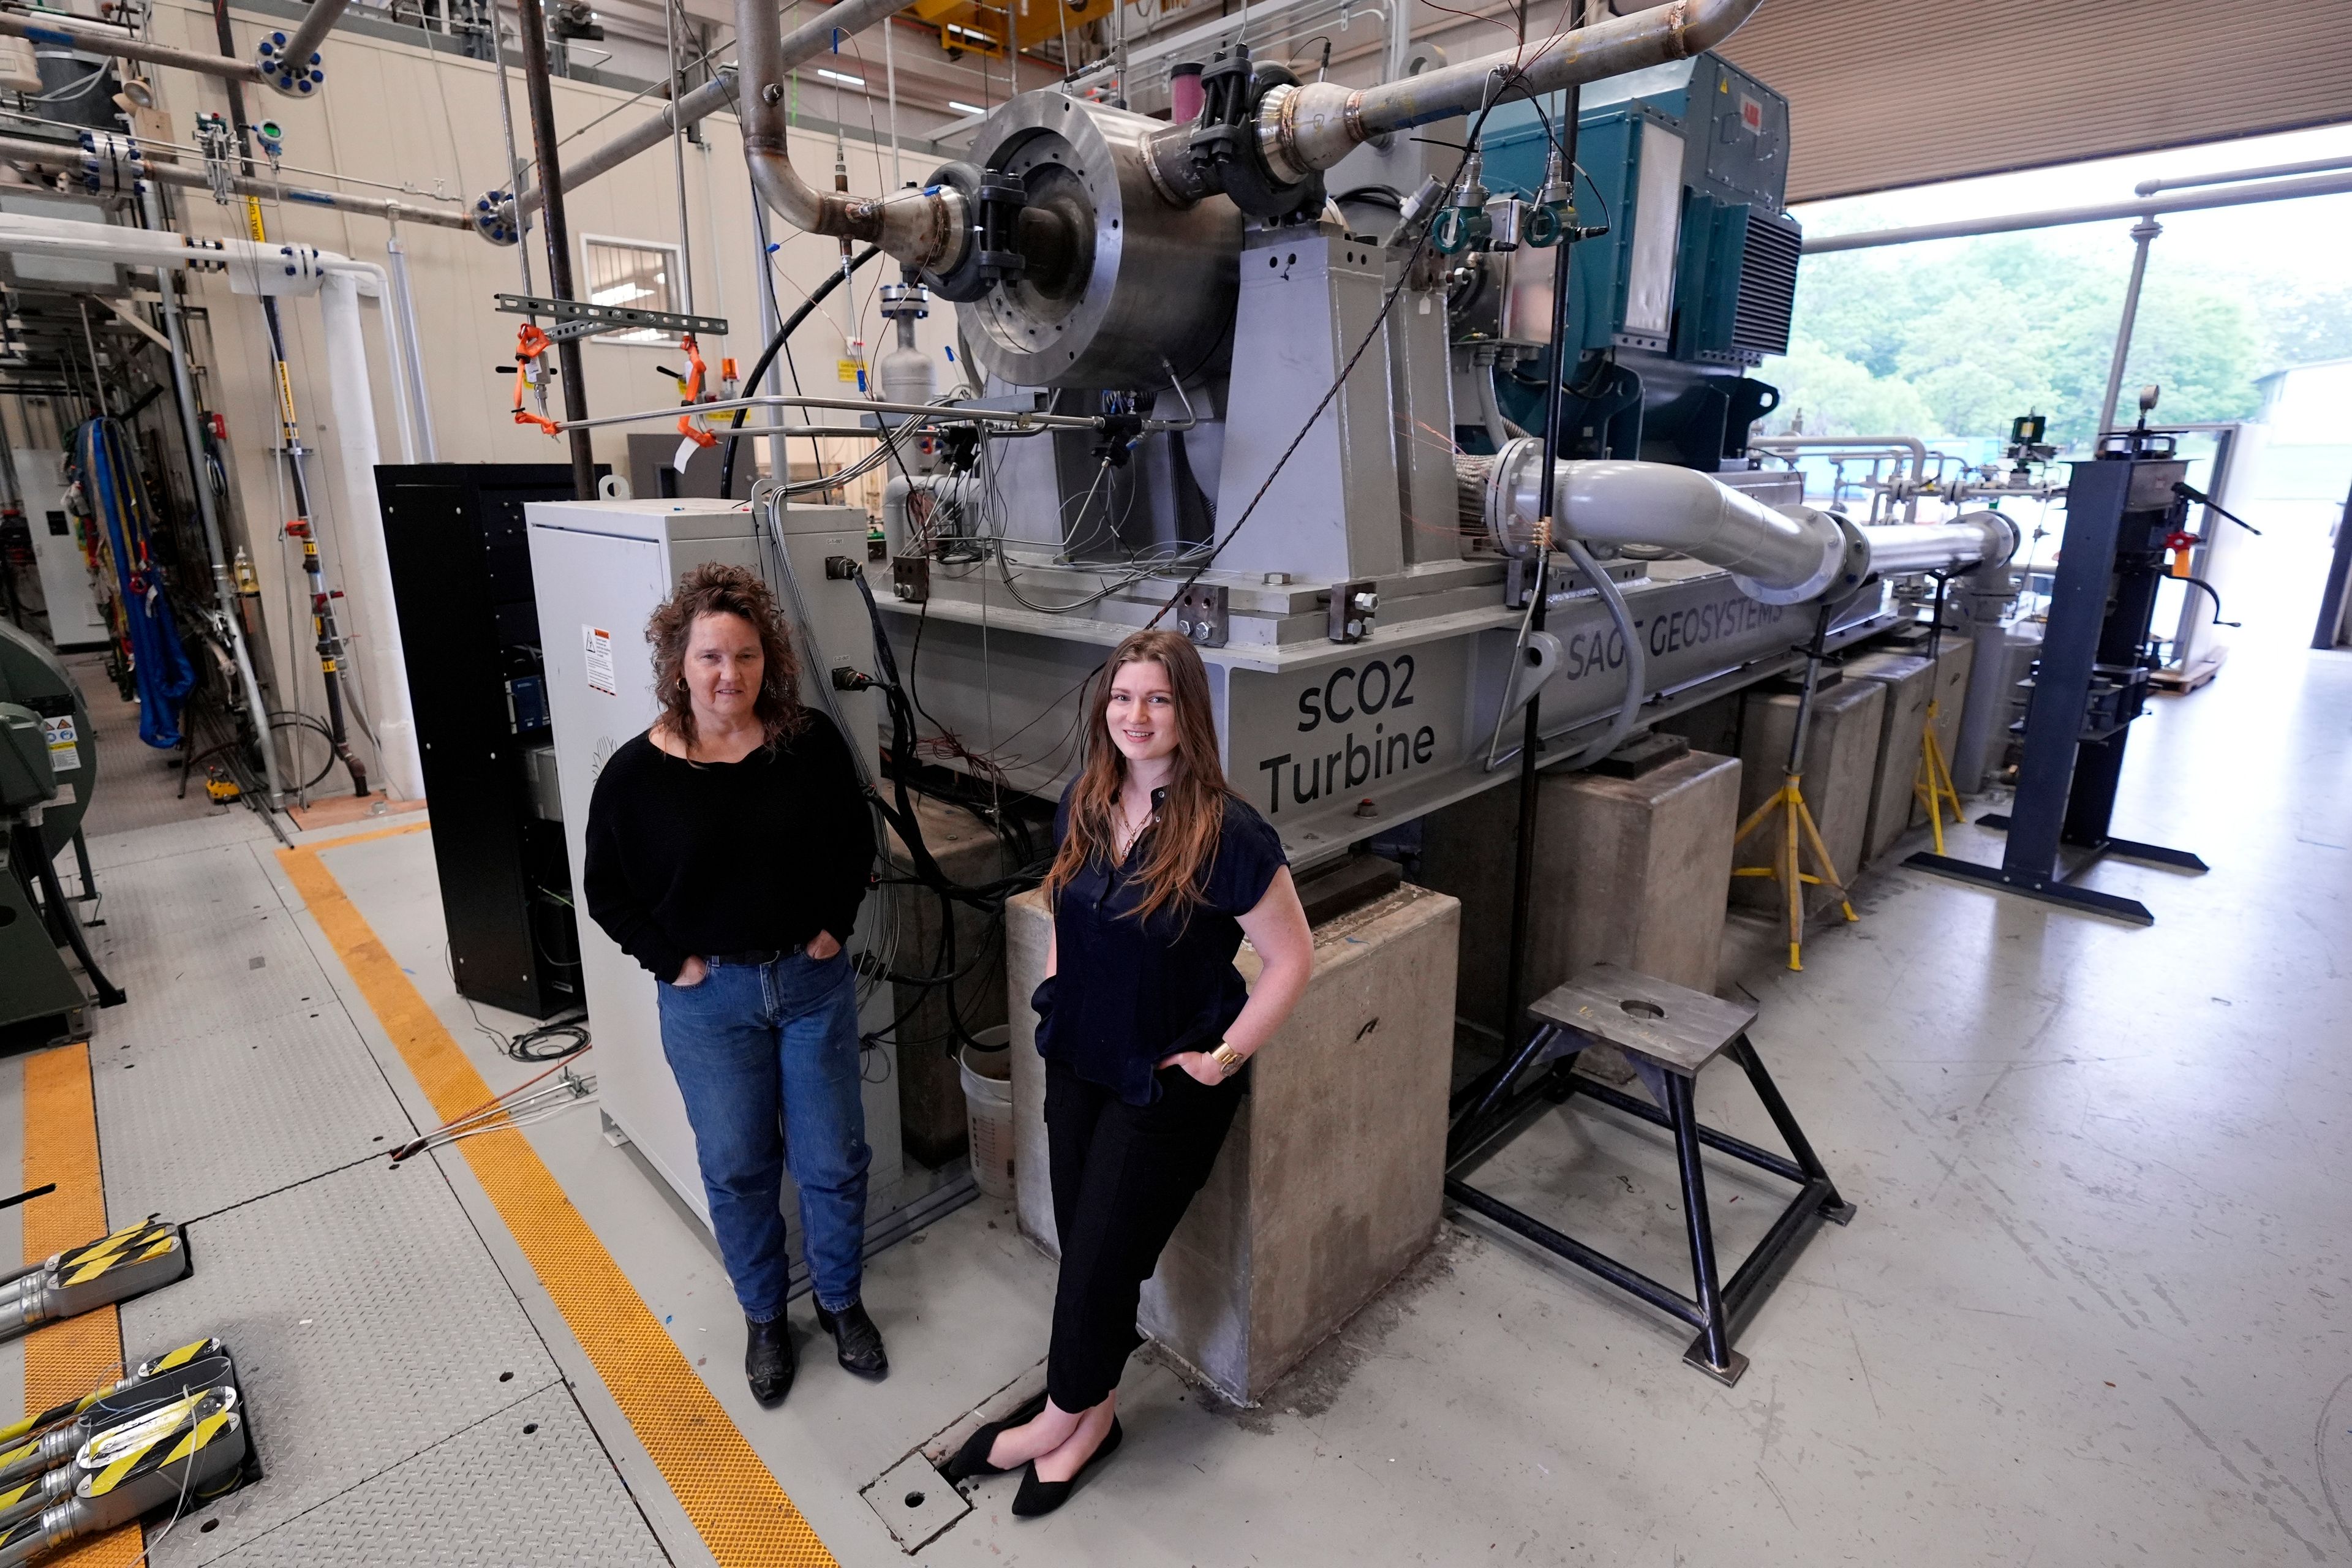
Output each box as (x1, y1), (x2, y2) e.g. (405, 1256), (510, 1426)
(73, 417), (193, 748)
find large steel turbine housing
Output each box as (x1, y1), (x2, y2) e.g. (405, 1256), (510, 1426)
(959, 95), (1242, 391)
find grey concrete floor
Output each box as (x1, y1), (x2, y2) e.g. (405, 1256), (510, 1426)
(38, 492), (2352, 1567)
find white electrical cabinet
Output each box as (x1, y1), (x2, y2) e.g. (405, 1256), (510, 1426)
(14, 447), (106, 649)
(526, 497), (897, 1226)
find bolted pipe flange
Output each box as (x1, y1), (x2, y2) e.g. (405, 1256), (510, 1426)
(254, 31), (325, 97)
(471, 190), (519, 245)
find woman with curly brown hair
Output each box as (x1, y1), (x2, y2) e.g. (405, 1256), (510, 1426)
(583, 561), (883, 1409)
(945, 628), (1314, 1516)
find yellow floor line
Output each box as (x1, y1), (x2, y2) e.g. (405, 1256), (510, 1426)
(279, 837), (839, 1567)
(21, 1044), (142, 1568)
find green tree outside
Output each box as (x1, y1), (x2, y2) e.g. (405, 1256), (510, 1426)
(1762, 233), (2304, 448)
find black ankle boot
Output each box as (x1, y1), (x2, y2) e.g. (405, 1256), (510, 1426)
(744, 1314), (796, 1406)
(814, 1299), (889, 1378)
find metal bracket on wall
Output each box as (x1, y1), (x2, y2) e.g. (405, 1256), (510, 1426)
(494, 293), (728, 344)
(1174, 582), (1229, 647)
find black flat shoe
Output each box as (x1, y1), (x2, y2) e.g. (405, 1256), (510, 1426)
(813, 1299), (889, 1378)
(941, 1389), (1051, 1483)
(1011, 1417), (1123, 1518)
(744, 1314), (796, 1408)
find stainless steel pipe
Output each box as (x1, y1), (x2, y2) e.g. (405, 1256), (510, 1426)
(273, 0), (355, 87)
(1851, 511), (2018, 578)
(735, 0), (958, 263)
(1257, 0), (1770, 176)
(1484, 440), (1846, 601)
(0, 11), (262, 84)
(0, 132), (477, 229)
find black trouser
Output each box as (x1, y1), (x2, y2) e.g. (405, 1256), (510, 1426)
(1043, 1058), (1245, 1411)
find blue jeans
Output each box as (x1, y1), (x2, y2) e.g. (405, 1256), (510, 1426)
(655, 949), (870, 1319)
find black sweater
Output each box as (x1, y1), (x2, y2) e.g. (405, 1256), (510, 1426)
(582, 720), (874, 984)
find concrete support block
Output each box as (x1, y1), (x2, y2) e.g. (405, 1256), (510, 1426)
(1727, 677), (1885, 920)
(887, 799), (1014, 1168)
(1841, 650), (1936, 867)
(1006, 883), (1460, 1404)
(1914, 639), (1974, 826)
(1844, 640), (1980, 864)
(1417, 751), (1742, 1038)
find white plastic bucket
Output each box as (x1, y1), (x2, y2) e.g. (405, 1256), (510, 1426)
(960, 1027), (1016, 1199)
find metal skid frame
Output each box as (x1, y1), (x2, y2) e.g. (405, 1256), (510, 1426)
(1445, 1004), (1852, 1385)
(1909, 812), (2206, 927)
(1906, 453), (2206, 925)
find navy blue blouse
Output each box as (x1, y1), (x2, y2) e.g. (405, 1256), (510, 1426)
(1032, 785), (1289, 1106)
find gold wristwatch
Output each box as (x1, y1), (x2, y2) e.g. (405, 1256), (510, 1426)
(1210, 1042), (1244, 1079)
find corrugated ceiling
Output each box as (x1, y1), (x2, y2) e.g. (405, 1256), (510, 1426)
(1717, 0), (2352, 202)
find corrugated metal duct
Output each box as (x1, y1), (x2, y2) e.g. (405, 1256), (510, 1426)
(1717, 0), (2352, 202)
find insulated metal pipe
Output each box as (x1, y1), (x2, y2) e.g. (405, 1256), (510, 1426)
(501, 0), (903, 233)
(0, 132), (477, 228)
(1750, 434), (1928, 486)
(1259, 0), (1767, 175)
(0, 12), (262, 85)
(2135, 154), (2352, 197)
(1485, 443), (1846, 597)
(1804, 170), (2352, 253)
(2097, 216), (2161, 434)
(736, 0), (959, 263)
(1852, 511), (2018, 578)
(273, 0), (355, 87)
(506, 70), (734, 225)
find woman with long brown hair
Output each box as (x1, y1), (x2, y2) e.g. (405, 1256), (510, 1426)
(945, 628), (1314, 1515)
(582, 562), (884, 1410)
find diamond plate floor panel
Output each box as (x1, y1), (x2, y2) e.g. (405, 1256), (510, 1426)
(118, 1157), (564, 1563)
(85, 849), (328, 1030)
(190, 1385), (666, 1568)
(83, 810), (277, 872)
(92, 1005), (415, 1222)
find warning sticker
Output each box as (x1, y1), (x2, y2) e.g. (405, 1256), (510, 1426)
(583, 625), (617, 697)
(1739, 94), (1763, 134)
(42, 715), (80, 772)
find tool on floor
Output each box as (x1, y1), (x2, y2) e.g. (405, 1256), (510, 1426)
(0, 1344), (255, 1561)
(1729, 606), (1859, 971)
(0, 1217), (190, 1342)
(1445, 962), (1855, 1386)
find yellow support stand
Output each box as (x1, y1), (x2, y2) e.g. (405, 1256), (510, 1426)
(1914, 696), (1966, 855)
(1732, 772), (1858, 971)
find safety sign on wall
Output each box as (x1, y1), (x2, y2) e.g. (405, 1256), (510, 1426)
(583, 625), (617, 697)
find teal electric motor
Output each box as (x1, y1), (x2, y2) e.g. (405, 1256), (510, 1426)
(1471, 52), (1804, 471)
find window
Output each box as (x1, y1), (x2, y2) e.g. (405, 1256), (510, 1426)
(579, 236), (681, 345)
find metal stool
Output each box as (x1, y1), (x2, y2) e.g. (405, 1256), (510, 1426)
(1445, 962), (1854, 1384)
